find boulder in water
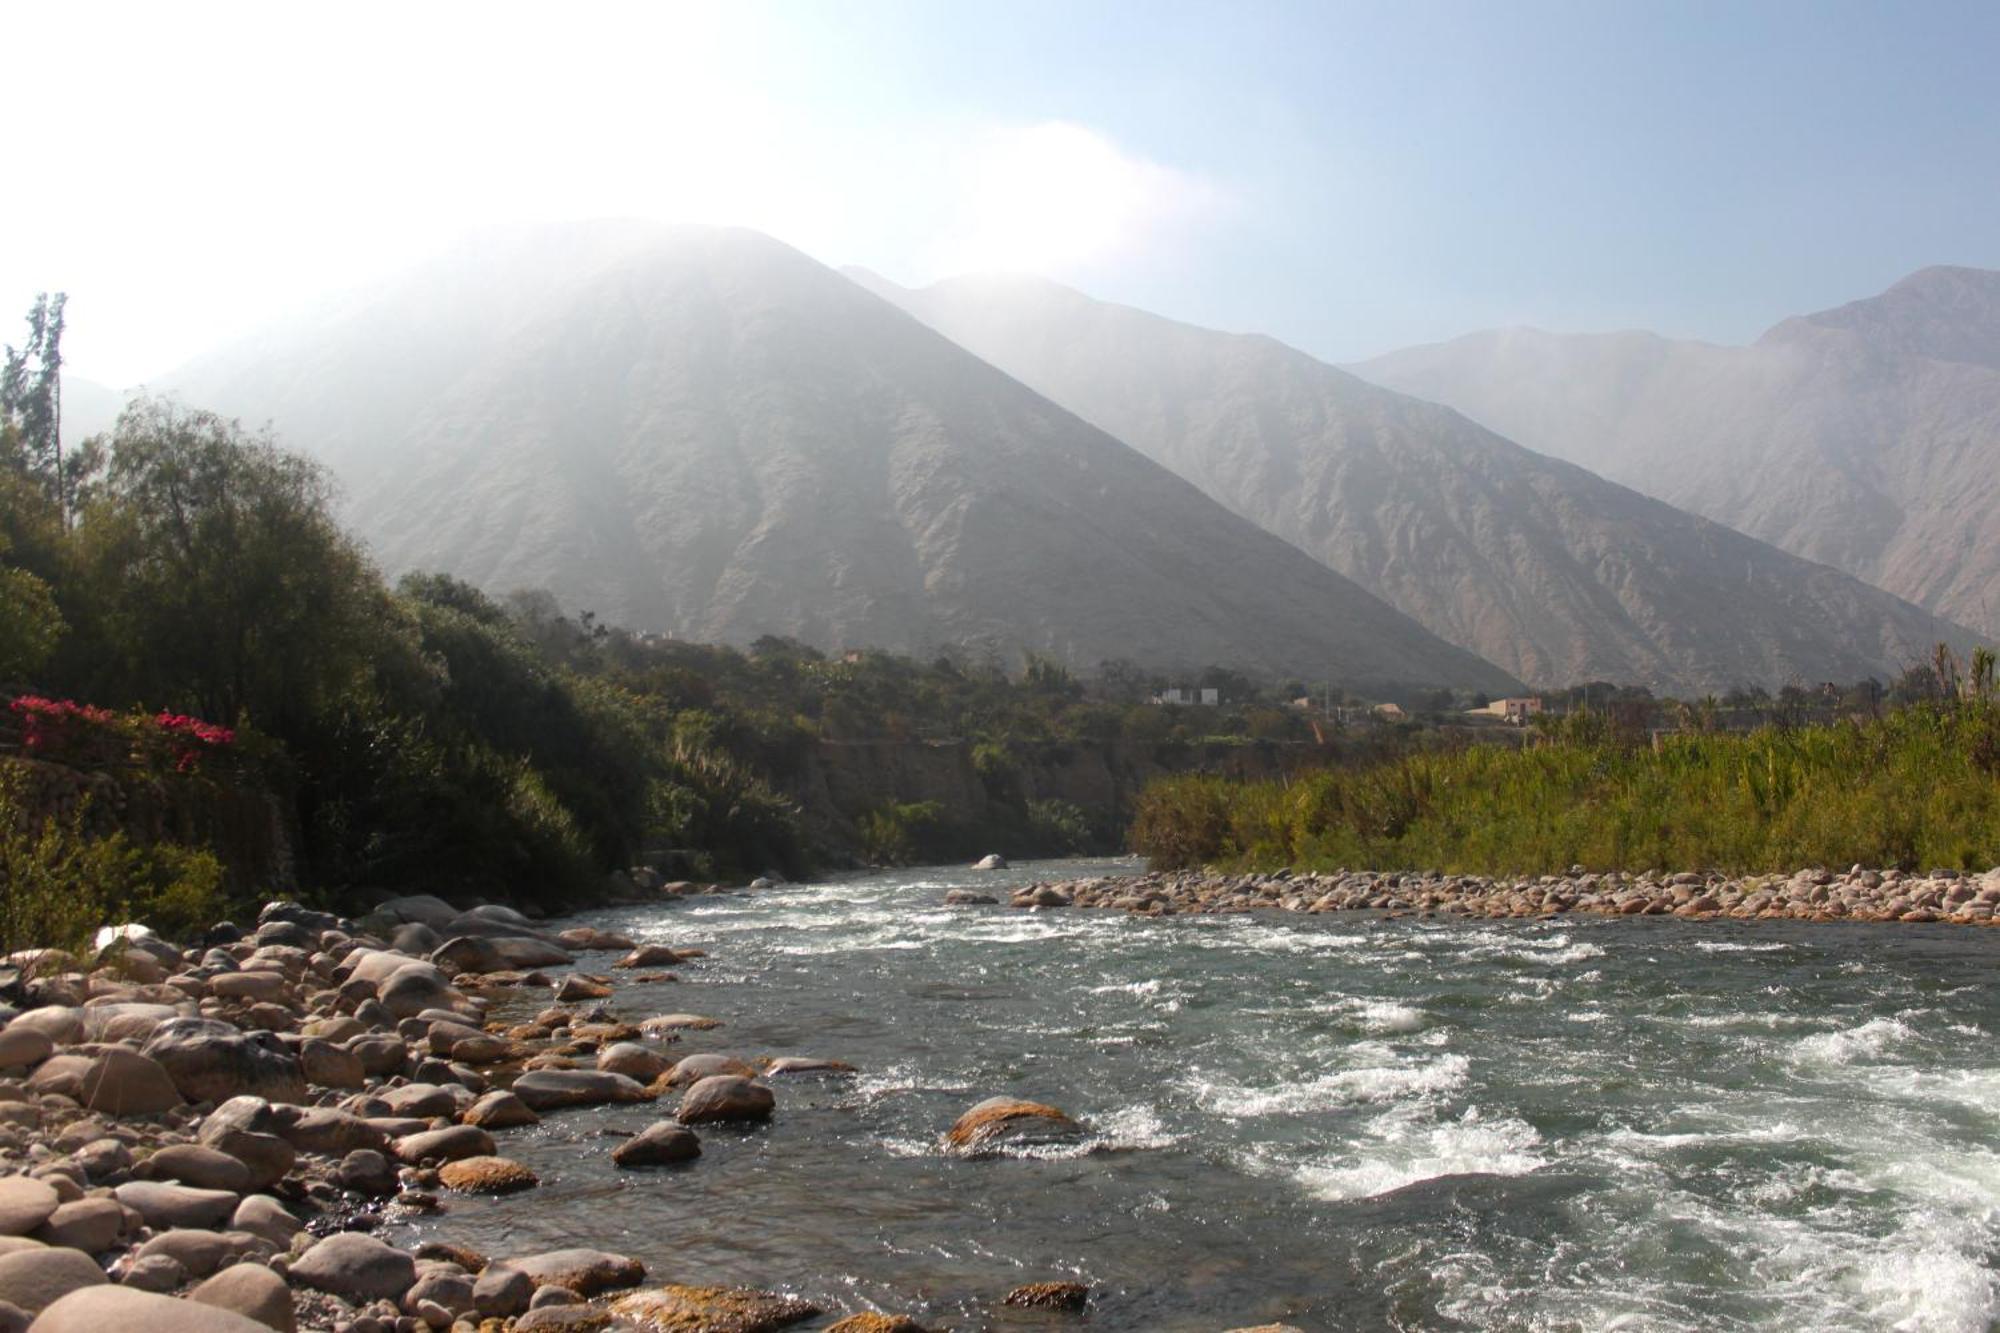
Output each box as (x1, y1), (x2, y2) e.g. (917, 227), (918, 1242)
(973, 854), (1008, 870)
(945, 1097), (1083, 1153)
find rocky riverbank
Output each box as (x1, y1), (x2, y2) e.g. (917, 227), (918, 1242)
(1006, 864), (2000, 924)
(0, 890), (1256, 1333)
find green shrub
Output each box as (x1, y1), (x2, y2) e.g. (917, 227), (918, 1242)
(1131, 701), (2000, 875)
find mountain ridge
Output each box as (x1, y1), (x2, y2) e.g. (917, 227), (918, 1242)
(858, 268), (1981, 693)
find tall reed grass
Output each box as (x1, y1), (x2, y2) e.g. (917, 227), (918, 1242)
(1130, 700), (2000, 874)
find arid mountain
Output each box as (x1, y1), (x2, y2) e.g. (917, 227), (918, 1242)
(856, 270), (1979, 693)
(1355, 266), (2000, 637)
(162, 223), (1516, 693)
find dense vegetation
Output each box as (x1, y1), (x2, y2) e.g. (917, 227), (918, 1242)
(1133, 661), (2000, 876)
(0, 296), (1348, 943)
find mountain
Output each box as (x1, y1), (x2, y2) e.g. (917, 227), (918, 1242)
(1355, 266), (2000, 637)
(856, 270), (1976, 694)
(161, 222), (1516, 694)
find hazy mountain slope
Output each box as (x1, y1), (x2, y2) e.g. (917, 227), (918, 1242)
(857, 270), (1978, 693)
(58, 375), (125, 447)
(164, 223), (1516, 692)
(1355, 267), (2000, 635)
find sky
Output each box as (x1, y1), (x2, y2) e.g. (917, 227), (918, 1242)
(7, 0), (2000, 386)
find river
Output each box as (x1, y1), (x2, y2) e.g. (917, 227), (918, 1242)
(390, 858), (2000, 1331)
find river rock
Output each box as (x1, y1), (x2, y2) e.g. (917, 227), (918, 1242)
(463, 1090), (539, 1129)
(639, 1013), (722, 1034)
(763, 1057), (856, 1076)
(973, 854), (1008, 870)
(943, 890), (998, 905)
(5, 1006), (83, 1045)
(0, 1245), (105, 1314)
(945, 1097), (1083, 1152)
(0, 1177), (58, 1235)
(336, 1149), (398, 1197)
(113, 1180), (238, 1229)
(609, 1283), (820, 1330)
(118, 1253), (186, 1292)
(824, 1316), (929, 1333)
(438, 1155), (539, 1194)
(231, 1194), (303, 1246)
(32, 1285), (277, 1332)
(394, 1124), (496, 1164)
(558, 928), (634, 951)
(279, 1107), (388, 1155)
(661, 1053), (757, 1087)
(290, 1230), (416, 1303)
(0, 1026), (53, 1070)
(1004, 1281), (1090, 1311)
(378, 962), (456, 1019)
(131, 1227), (258, 1278)
(33, 1196), (127, 1252)
(676, 1075), (774, 1125)
(297, 1038), (366, 1089)
(473, 1263), (537, 1318)
(196, 1096), (298, 1190)
(501, 1249), (645, 1296)
(510, 1069), (651, 1110)
(613, 945), (683, 969)
(190, 1260), (297, 1331)
(144, 1018), (307, 1105)
(139, 1143), (251, 1191)
(611, 1122), (701, 1168)
(598, 1043), (669, 1082)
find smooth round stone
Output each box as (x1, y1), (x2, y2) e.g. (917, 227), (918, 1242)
(31, 1285), (276, 1332)
(112, 1180), (240, 1230)
(190, 1259), (298, 1331)
(0, 1245), (106, 1314)
(674, 1075), (775, 1125)
(611, 1122), (701, 1168)
(289, 1230), (416, 1303)
(0, 1176), (58, 1236)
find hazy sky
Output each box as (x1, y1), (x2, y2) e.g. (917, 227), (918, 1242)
(9, 0), (2000, 385)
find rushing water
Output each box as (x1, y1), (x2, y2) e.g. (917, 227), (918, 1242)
(391, 859), (2000, 1331)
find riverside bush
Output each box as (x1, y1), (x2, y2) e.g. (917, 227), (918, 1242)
(1132, 701), (2000, 874)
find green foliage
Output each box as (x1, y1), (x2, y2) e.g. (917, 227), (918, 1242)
(859, 800), (948, 866)
(1025, 797), (1094, 854)
(0, 766), (229, 961)
(1133, 700), (2000, 875)
(0, 562), (63, 679)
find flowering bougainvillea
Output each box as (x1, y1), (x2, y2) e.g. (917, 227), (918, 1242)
(8, 695), (237, 773)
(9, 695), (115, 753)
(154, 712), (237, 772)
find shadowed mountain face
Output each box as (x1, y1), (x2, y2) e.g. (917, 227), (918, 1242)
(163, 223), (1517, 693)
(859, 271), (1976, 694)
(1355, 266), (2000, 638)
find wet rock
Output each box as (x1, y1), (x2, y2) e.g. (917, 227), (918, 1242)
(638, 1013), (722, 1035)
(558, 928), (634, 952)
(609, 1283), (819, 1331)
(144, 1018), (307, 1105)
(762, 1057), (856, 1076)
(113, 1179), (239, 1229)
(437, 1155), (539, 1194)
(612, 946), (682, 970)
(0, 1245), (106, 1314)
(190, 1260), (297, 1331)
(290, 1230), (417, 1304)
(942, 890), (997, 905)
(31, 1285), (277, 1332)
(0, 1176), (58, 1235)
(675, 1075), (774, 1125)
(1003, 1281), (1090, 1311)
(501, 1249), (645, 1297)
(510, 1069), (651, 1111)
(945, 1097), (1082, 1152)
(554, 975), (612, 1003)
(973, 854), (1008, 870)
(512, 1308), (612, 1331)
(280, 1107), (389, 1156)
(825, 1316), (929, 1333)
(597, 1043), (669, 1082)
(660, 1053), (757, 1087)
(611, 1122), (701, 1168)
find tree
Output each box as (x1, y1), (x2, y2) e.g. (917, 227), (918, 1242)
(1, 294), (75, 526)
(75, 398), (389, 731)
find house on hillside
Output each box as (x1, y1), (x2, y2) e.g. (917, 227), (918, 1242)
(1152, 686), (1221, 706)
(1370, 702), (1407, 721)
(1467, 696), (1544, 723)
